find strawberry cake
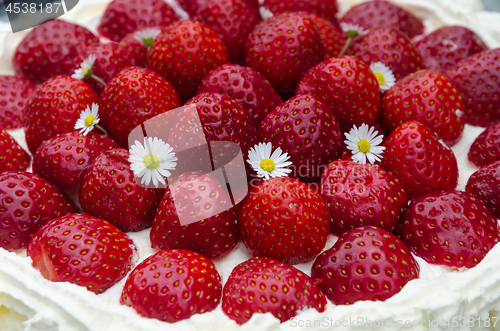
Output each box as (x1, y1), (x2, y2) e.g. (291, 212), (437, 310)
(1, 0), (500, 330)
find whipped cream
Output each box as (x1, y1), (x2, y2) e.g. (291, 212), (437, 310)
(1, 1), (500, 331)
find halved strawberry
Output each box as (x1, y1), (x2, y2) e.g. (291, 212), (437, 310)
(0, 129), (30, 173)
(0, 76), (36, 129)
(466, 160), (500, 218)
(468, 122), (500, 168)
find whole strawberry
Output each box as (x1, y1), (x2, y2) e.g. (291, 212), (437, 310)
(79, 148), (164, 232)
(150, 171), (239, 259)
(198, 64), (282, 128)
(295, 56), (381, 131)
(237, 177), (330, 264)
(0, 172), (77, 250)
(0, 76), (36, 129)
(379, 121), (459, 199)
(446, 48), (500, 127)
(263, 0), (338, 23)
(148, 20), (229, 100)
(468, 122), (500, 167)
(311, 14), (347, 59)
(119, 28), (161, 67)
(245, 12), (324, 96)
(394, 191), (500, 268)
(99, 67), (180, 148)
(178, 0), (259, 17)
(341, 0), (424, 38)
(121, 249), (222, 322)
(27, 213), (137, 294)
(222, 256), (327, 324)
(13, 19), (98, 84)
(416, 26), (488, 74)
(194, 0), (260, 64)
(98, 0), (178, 42)
(311, 226), (419, 305)
(0, 129), (30, 173)
(348, 28), (425, 81)
(466, 160), (500, 218)
(258, 94), (343, 182)
(320, 161), (408, 236)
(32, 132), (120, 191)
(23, 76), (99, 154)
(381, 69), (465, 146)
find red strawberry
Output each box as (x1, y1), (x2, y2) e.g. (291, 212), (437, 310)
(150, 171), (239, 259)
(262, 0), (338, 24)
(311, 226), (419, 305)
(379, 121), (459, 199)
(340, 0), (424, 38)
(148, 20), (229, 100)
(0, 172), (77, 250)
(237, 177), (330, 264)
(320, 161), (408, 236)
(23, 76), (99, 154)
(394, 191), (500, 268)
(97, 0), (178, 42)
(468, 122), (500, 167)
(27, 213), (137, 294)
(347, 28), (425, 81)
(0, 129), (30, 173)
(222, 256), (327, 324)
(311, 14), (347, 59)
(121, 249), (222, 322)
(295, 56), (381, 131)
(32, 132), (120, 191)
(99, 67), (181, 148)
(258, 94), (343, 182)
(79, 148), (165, 232)
(245, 12), (325, 96)
(466, 160), (500, 218)
(118, 28), (161, 67)
(198, 63), (283, 128)
(194, 0), (260, 64)
(416, 26), (488, 74)
(381, 69), (465, 146)
(445, 48), (500, 127)
(70, 43), (134, 94)
(13, 19), (98, 84)
(0, 76), (36, 129)
(178, 0), (259, 17)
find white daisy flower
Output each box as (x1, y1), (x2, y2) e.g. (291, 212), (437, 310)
(71, 54), (96, 80)
(344, 124), (386, 165)
(370, 62), (396, 92)
(134, 28), (161, 47)
(259, 6), (274, 20)
(247, 142), (292, 180)
(340, 22), (369, 38)
(74, 103), (100, 136)
(129, 137), (177, 187)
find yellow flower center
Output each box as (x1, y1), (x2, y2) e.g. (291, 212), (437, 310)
(82, 66), (88, 73)
(374, 72), (386, 86)
(84, 115), (94, 127)
(143, 154), (160, 170)
(260, 158), (275, 172)
(358, 139), (371, 153)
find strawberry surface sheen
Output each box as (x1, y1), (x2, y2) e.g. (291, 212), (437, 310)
(379, 121), (459, 200)
(79, 149), (165, 232)
(222, 256), (327, 324)
(23, 76), (99, 154)
(27, 213), (137, 294)
(295, 56), (381, 131)
(467, 160), (500, 219)
(258, 94), (343, 182)
(468, 122), (500, 168)
(0, 172), (77, 250)
(150, 171), (239, 259)
(262, 0), (339, 23)
(381, 69), (465, 146)
(148, 20), (229, 100)
(237, 177), (330, 264)
(13, 19), (98, 84)
(394, 191), (500, 268)
(245, 12), (325, 96)
(32, 132), (120, 191)
(0, 129), (30, 173)
(311, 226), (419, 305)
(99, 67), (181, 148)
(0, 75), (36, 129)
(320, 161), (408, 236)
(121, 249), (222, 323)
(97, 0), (179, 42)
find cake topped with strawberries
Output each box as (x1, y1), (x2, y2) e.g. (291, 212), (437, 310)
(1, 0), (500, 330)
